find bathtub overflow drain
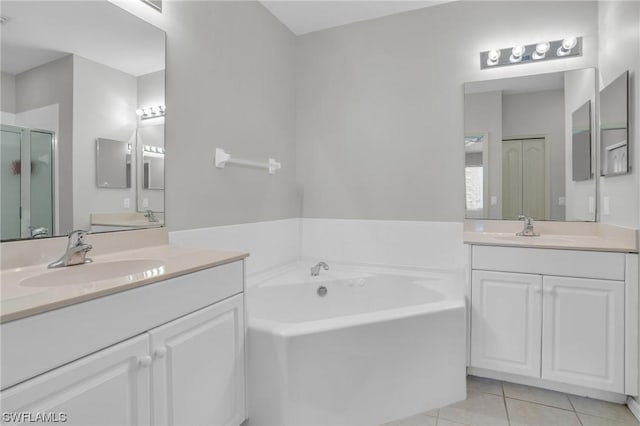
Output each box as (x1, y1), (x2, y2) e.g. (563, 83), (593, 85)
(317, 286), (328, 297)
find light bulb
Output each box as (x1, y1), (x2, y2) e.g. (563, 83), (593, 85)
(511, 45), (525, 58)
(509, 45), (525, 63)
(143, 108), (151, 116)
(136, 109), (143, 116)
(536, 42), (550, 55)
(151, 106), (159, 114)
(486, 49), (501, 66)
(562, 37), (577, 50)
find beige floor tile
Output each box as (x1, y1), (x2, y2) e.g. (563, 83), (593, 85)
(506, 398), (581, 426)
(569, 396), (638, 424)
(436, 419), (468, 426)
(382, 412), (437, 426)
(466, 375), (504, 396)
(503, 382), (573, 410)
(438, 391), (508, 426)
(578, 412), (640, 426)
(424, 409), (439, 417)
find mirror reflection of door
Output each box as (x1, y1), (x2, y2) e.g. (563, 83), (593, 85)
(502, 138), (548, 220)
(465, 134), (489, 218)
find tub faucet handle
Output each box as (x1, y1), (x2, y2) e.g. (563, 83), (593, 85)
(310, 261), (329, 277)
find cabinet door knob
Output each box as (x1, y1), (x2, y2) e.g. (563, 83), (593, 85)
(154, 347), (167, 359)
(138, 355), (153, 368)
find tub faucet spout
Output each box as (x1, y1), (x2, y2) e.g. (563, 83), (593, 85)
(310, 261), (329, 276)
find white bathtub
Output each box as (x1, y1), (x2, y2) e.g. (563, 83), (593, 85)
(247, 263), (466, 425)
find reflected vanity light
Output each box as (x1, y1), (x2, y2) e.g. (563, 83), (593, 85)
(136, 105), (165, 120)
(481, 37), (581, 69)
(143, 145), (165, 155)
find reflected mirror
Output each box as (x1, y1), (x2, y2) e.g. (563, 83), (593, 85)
(600, 71), (629, 176)
(571, 101), (592, 181)
(0, 1), (165, 241)
(464, 68), (597, 221)
(96, 138), (132, 189)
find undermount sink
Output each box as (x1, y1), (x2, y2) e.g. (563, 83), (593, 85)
(21, 259), (165, 288)
(493, 234), (573, 244)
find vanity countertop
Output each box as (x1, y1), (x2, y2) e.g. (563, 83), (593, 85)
(0, 244), (249, 323)
(464, 232), (637, 253)
(464, 220), (638, 253)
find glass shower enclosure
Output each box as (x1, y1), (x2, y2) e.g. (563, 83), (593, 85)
(1, 125), (55, 240)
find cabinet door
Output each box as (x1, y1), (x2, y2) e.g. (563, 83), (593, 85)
(471, 270), (542, 377)
(542, 276), (624, 392)
(0, 334), (151, 425)
(150, 294), (245, 426)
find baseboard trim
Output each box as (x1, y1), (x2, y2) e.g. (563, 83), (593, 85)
(468, 367), (627, 404)
(627, 397), (640, 422)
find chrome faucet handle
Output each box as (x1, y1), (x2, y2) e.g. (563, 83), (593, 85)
(517, 215), (533, 226)
(68, 229), (90, 247)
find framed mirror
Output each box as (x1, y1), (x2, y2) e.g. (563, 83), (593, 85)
(464, 68), (597, 221)
(0, 1), (165, 241)
(600, 71), (629, 176)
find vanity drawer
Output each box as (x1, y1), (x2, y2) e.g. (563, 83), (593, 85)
(1, 260), (244, 390)
(472, 246), (625, 280)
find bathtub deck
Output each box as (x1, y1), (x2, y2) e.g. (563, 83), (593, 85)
(384, 376), (640, 426)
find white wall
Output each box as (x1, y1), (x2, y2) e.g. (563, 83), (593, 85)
(464, 91), (502, 218)
(565, 68), (598, 221)
(598, 1), (640, 229)
(503, 89), (566, 220)
(296, 1), (598, 222)
(72, 55), (138, 231)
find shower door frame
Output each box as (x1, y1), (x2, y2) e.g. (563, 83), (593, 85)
(1, 124), (57, 239)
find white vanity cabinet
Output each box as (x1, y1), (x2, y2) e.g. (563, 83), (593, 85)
(150, 295), (245, 426)
(1, 334), (152, 425)
(471, 270), (542, 378)
(469, 245), (637, 396)
(0, 261), (247, 426)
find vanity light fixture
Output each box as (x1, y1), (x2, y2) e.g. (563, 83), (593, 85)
(143, 145), (165, 154)
(0, 16), (9, 25)
(481, 37), (582, 69)
(136, 104), (165, 120)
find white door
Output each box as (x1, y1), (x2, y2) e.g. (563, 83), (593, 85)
(521, 138), (547, 220)
(541, 276), (624, 393)
(0, 334), (151, 425)
(502, 138), (548, 220)
(502, 140), (523, 220)
(150, 294), (245, 426)
(471, 270), (542, 377)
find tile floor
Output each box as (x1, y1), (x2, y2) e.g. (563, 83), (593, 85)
(384, 376), (640, 426)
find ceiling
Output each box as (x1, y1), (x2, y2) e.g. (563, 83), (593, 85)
(0, 1), (165, 76)
(260, 1), (452, 35)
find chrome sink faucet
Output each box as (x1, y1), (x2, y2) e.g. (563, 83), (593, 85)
(517, 215), (539, 237)
(48, 230), (93, 268)
(310, 261), (329, 277)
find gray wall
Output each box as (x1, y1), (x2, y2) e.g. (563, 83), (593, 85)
(119, 1), (298, 230)
(15, 55), (74, 234)
(1, 72), (16, 113)
(296, 1), (598, 221)
(598, 1), (640, 228)
(72, 55), (138, 230)
(464, 91), (502, 219)
(564, 68), (597, 221)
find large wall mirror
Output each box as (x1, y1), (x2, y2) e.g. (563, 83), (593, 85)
(0, 1), (165, 241)
(464, 68), (597, 221)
